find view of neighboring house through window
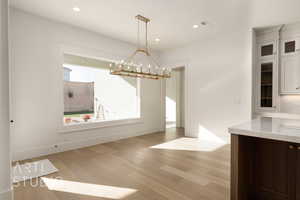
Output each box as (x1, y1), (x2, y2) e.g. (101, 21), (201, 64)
(63, 54), (140, 125)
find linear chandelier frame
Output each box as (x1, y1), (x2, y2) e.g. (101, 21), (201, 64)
(109, 15), (171, 80)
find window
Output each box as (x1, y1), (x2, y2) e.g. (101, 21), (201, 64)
(63, 54), (140, 126)
(261, 44), (273, 56)
(284, 41), (296, 53)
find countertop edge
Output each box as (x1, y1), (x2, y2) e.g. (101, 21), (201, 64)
(228, 127), (300, 144)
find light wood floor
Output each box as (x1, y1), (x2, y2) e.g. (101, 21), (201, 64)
(13, 128), (230, 200)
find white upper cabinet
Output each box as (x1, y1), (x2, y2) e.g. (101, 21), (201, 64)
(257, 61), (277, 110)
(255, 39), (278, 112)
(280, 32), (300, 94)
(281, 53), (300, 94)
(253, 24), (300, 116)
(254, 27), (279, 112)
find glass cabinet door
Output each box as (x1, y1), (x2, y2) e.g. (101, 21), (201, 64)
(284, 40), (296, 54)
(261, 44), (274, 57)
(260, 62), (273, 108)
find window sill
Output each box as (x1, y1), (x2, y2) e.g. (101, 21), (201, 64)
(58, 117), (143, 133)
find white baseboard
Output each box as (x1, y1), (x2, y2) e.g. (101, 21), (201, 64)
(13, 128), (162, 161)
(0, 189), (13, 200)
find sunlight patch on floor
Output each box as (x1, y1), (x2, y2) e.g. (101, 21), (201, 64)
(150, 137), (226, 152)
(151, 124), (227, 152)
(41, 177), (137, 199)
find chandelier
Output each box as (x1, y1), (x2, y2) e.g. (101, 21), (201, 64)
(110, 15), (171, 80)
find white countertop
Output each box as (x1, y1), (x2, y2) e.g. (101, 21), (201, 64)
(229, 117), (300, 143)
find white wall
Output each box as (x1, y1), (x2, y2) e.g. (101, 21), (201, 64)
(161, 0), (300, 142)
(280, 95), (300, 114)
(10, 8), (163, 161)
(177, 68), (185, 128)
(161, 30), (253, 142)
(165, 68), (185, 128)
(165, 71), (177, 127)
(0, 0), (12, 199)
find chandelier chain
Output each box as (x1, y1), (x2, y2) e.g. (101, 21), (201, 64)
(137, 19), (140, 50)
(145, 21), (148, 51)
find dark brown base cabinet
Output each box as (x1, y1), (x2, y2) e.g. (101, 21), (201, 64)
(231, 134), (300, 200)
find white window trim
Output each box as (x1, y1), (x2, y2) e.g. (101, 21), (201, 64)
(59, 45), (142, 133)
(59, 117), (144, 133)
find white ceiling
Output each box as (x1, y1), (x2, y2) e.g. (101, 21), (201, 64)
(9, 0), (251, 50)
(10, 0), (300, 50)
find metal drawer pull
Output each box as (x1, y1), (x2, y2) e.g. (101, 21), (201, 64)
(298, 147), (300, 150)
(296, 87), (300, 90)
(289, 145), (295, 149)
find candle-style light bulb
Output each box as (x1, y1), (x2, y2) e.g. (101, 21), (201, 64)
(162, 67), (166, 76)
(167, 68), (171, 76)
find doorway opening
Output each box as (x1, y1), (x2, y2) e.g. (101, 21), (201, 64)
(165, 67), (185, 129)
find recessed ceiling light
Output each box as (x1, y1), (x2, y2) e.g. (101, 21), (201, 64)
(193, 24), (199, 29)
(155, 38), (160, 42)
(73, 6), (80, 12)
